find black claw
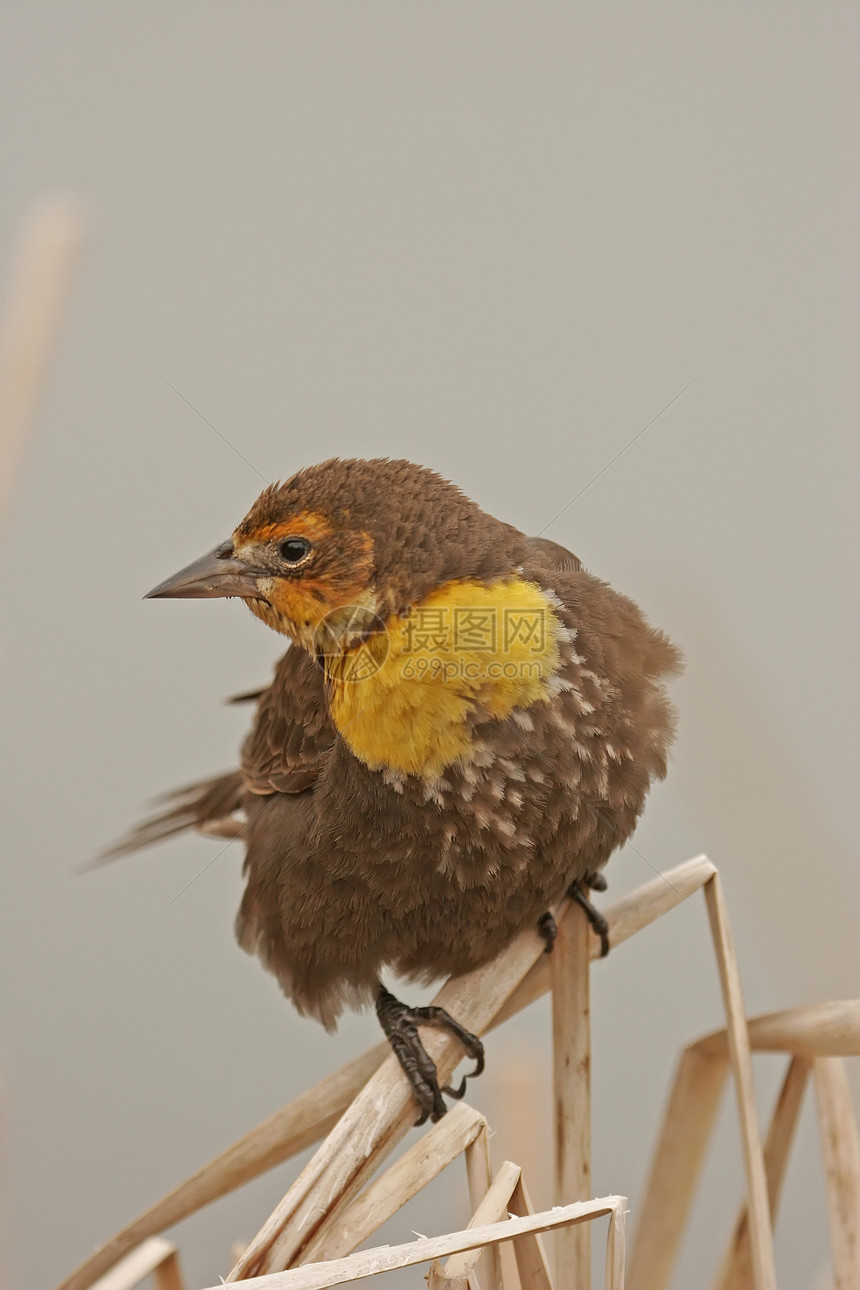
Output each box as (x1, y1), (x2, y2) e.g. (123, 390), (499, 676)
(538, 910), (558, 954)
(441, 1054), (483, 1104)
(375, 986), (485, 1124)
(586, 870), (608, 892)
(568, 879), (611, 957)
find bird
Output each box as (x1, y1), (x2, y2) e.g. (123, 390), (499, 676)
(105, 457), (681, 1123)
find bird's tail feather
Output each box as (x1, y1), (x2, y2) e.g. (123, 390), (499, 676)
(92, 771), (244, 866)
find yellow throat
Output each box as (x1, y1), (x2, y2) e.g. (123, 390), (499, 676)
(327, 576), (562, 778)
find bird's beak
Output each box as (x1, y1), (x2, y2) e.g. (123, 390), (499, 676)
(145, 541), (264, 601)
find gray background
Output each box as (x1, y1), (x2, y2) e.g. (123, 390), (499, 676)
(0, 5), (857, 1288)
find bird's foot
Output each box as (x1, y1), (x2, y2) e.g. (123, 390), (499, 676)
(539, 872), (609, 955)
(567, 878), (610, 957)
(538, 910), (558, 953)
(375, 986), (485, 1125)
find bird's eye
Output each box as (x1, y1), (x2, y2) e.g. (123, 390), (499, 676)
(279, 537), (312, 565)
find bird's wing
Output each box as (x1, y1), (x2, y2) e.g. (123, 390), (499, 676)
(523, 538), (683, 687)
(240, 644), (335, 795)
(522, 535), (582, 573)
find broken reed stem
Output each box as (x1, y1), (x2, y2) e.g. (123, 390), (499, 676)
(439, 1159), (522, 1282)
(508, 1174), (556, 1290)
(605, 1204), (627, 1290)
(462, 1119), (500, 1290)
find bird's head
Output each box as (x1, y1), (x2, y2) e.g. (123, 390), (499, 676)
(146, 458), (525, 656)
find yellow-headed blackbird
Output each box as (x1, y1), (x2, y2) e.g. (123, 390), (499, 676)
(108, 458), (681, 1122)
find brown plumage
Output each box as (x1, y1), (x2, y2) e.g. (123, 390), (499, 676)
(107, 458), (681, 1121)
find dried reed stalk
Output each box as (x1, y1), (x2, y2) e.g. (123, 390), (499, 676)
(87, 1238), (182, 1290)
(633, 993), (860, 1290)
(627, 1044), (728, 1290)
(57, 855), (716, 1290)
(812, 1057), (860, 1290)
(551, 899), (591, 1289)
(630, 870), (781, 1290)
(57, 1047), (387, 1290)
(713, 1056), (810, 1290)
(0, 196), (86, 534)
(694, 1000), (860, 1060)
(203, 1196), (627, 1290)
(305, 1102), (487, 1263)
(703, 873), (776, 1290)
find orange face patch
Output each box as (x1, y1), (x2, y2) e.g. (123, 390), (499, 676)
(251, 577), (379, 649)
(233, 510), (377, 647)
(244, 511), (335, 547)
